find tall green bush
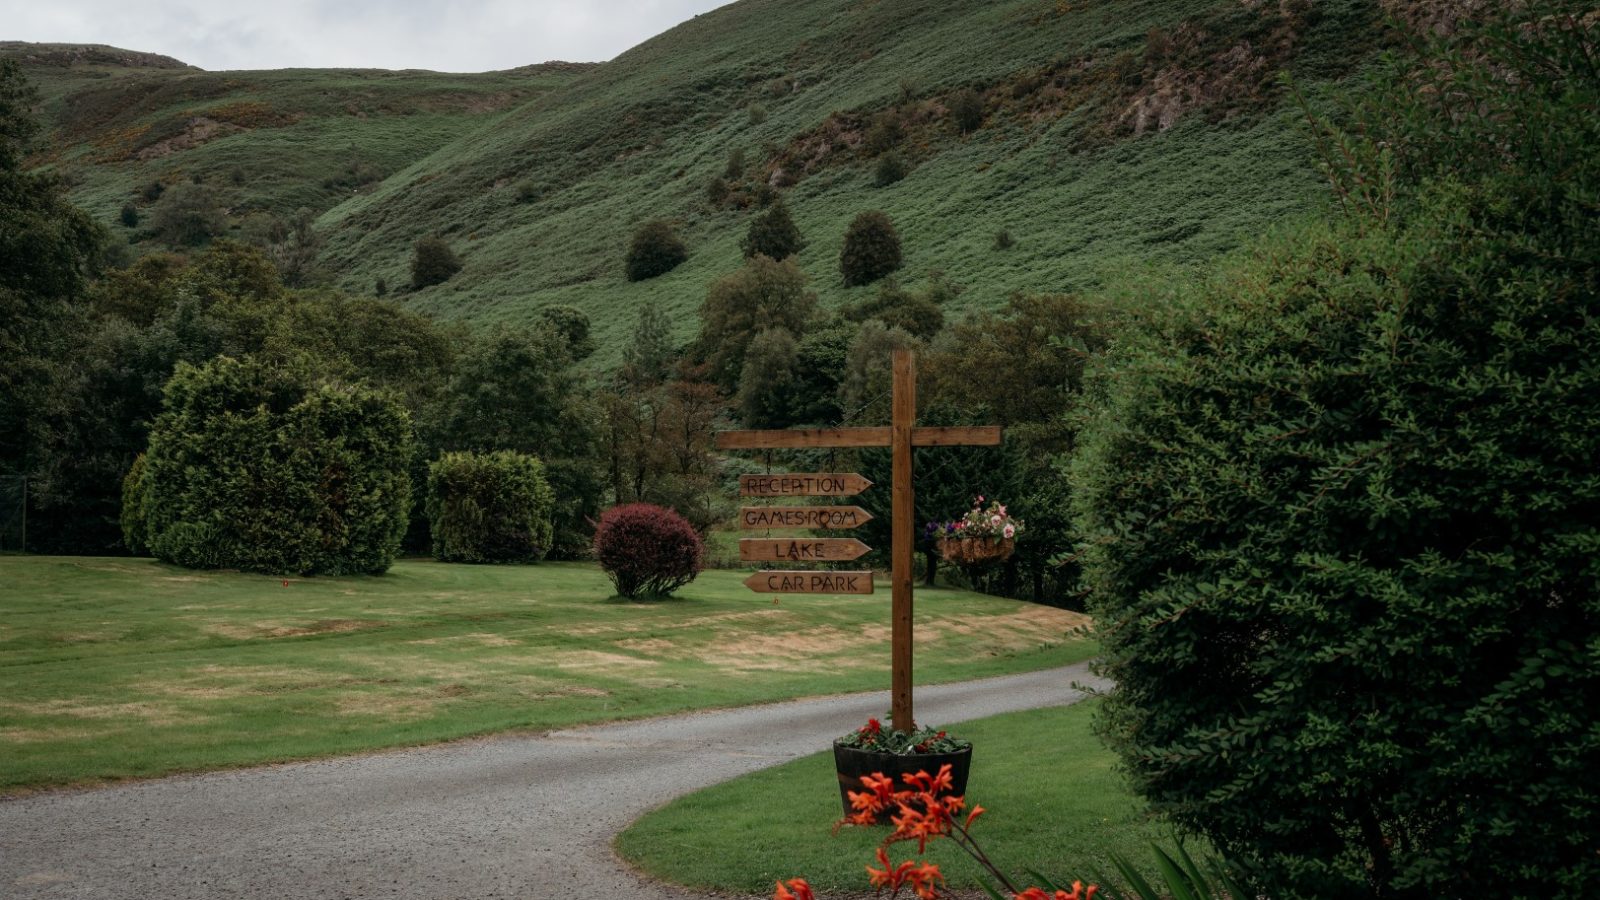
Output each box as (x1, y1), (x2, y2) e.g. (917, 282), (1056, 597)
(625, 219), (688, 282)
(839, 211), (902, 287)
(741, 200), (804, 260)
(410, 235), (462, 289)
(119, 453), (149, 555)
(1071, 7), (1599, 896)
(139, 355), (413, 575)
(427, 451), (555, 564)
(695, 254), (816, 391)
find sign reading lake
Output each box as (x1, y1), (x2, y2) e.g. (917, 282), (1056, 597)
(739, 537), (870, 562)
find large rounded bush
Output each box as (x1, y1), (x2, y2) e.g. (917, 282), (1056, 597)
(1072, 180), (1598, 898)
(410, 235), (462, 289)
(1072, 12), (1599, 896)
(839, 210), (902, 287)
(139, 355), (413, 575)
(427, 450), (555, 563)
(594, 503), (704, 599)
(625, 219), (688, 282)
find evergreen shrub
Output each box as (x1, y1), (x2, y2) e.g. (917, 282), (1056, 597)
(427, 450), (555, 564)
(138, 355), (412, 575)
(410, 235), (462, 289)
(839, 211), (902, 286)
(625, 219), (688, 282)
(874, 152), (909, 187)
(119, 453), (148, 554)
(594, 503), (703, 599)
(741, 200), (804, 260)
(1072, 7), (1600, 895)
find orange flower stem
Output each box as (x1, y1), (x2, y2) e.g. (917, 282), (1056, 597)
(941, 821), (1019, 895)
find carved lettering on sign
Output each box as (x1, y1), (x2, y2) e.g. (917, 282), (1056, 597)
(738, 538), (871, 562)
(737, 506), (873, 530)
(742, 570), (875, 594)
(739, 473), (873, 497)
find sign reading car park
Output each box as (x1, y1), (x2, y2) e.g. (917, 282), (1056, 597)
(742, 570), (875, 594)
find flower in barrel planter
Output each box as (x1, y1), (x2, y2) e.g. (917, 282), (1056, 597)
(931, 496), (1024, 565)
(778, 762), (1104, 900)
(833, 718), (973, 824)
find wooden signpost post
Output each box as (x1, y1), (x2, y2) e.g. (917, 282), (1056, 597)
(715, 349), (1001, 732)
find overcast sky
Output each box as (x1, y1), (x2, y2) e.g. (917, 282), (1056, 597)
(2, 0), (732, 71)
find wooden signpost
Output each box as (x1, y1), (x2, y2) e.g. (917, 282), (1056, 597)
(715, 349), (1002, 732)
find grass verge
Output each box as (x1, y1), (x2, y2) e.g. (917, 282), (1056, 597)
(615, 700), (1172, 895)
(0, 556), (1092, 794)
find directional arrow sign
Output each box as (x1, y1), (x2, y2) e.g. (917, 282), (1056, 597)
(739, 537), (871, 563)
(743, 570), (875, 594)
(739, 473), (873, 498)
(739, 506), (873, 530)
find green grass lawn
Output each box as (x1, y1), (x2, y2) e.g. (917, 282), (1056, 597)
(0, 556), (1092, 794)
(616, 700), (1173, 895)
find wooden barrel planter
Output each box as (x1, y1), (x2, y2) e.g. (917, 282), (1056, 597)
(937, 536), (1014, 565)
(833, 742), (973, 823)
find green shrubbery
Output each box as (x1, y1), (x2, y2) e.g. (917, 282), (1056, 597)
(839, 210), (902, 286)
(873, 152), (908, 187)
(741, 200), (804, 260)
(625, 219), (688, 281)
(427, 451), (555, 564)
(696, 254), (816, 391)
(410, 235), (462, 289)
(119, 453), (149, 555)
(133, 355), (413, 575)
(1072, 7), (1600, 896)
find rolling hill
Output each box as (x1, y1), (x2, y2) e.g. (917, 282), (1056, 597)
(12, 0), (1393, 364)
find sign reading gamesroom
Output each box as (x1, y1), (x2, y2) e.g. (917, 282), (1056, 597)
(714, 349), (1002, 732)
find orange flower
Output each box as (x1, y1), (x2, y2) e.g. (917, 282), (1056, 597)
(900, 764), (954, 796)
(773, 877), (815, 900)
(1014, 889), (1051, 900)
(906, 862), (944, 900)
(866, 847), (916, 893)
(963, 805), (986, 829)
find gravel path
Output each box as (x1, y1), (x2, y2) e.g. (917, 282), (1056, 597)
(1, 664), (1106, 900)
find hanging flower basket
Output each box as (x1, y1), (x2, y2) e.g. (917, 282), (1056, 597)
(937, 535), (1015, 564)
(927, 495), (1023, 566)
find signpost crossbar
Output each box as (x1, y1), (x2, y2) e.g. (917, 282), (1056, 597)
(714, 426), (1000, 450)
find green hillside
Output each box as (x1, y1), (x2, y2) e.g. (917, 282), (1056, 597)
(312, 0), (1386, 360)
(15, 0), (1391, 365)
(4, 42), (590, 230)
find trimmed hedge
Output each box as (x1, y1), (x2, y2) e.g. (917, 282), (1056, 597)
(427, 450), (555, 564)
(1071, 55), (1600, 900)
(594, 503), (703, 599)
(137, 355), (412, 575)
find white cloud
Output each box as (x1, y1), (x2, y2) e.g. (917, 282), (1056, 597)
(1, 0), (731, 71)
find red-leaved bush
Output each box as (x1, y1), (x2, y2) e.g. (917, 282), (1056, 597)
(594, 503), (704, 599)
